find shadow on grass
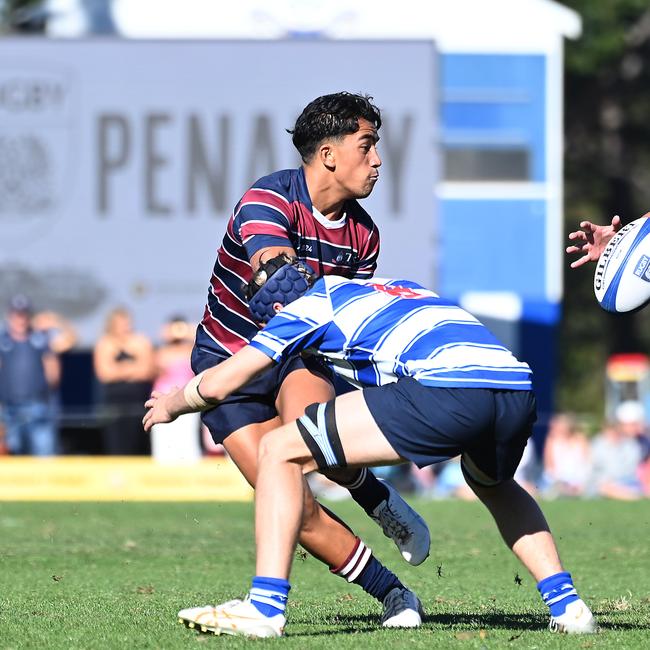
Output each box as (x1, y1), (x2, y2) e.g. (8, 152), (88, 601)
(324, 611), (543, 631)
(288, 612), (542, 637)
(299, 610), (650, 633)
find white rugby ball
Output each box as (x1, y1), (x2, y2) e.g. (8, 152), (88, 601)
(594, 216), (650, 312)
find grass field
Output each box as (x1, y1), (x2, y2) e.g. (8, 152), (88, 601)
(0, 499), (649, 649)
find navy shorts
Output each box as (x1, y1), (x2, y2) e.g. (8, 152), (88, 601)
(191, 345), (334, 445)
(362, 377), (536, 484)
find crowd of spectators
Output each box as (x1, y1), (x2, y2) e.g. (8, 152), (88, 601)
(0, 296), (206, 462)
(1, 294), (649, 500)
(399, 402), (650, 501)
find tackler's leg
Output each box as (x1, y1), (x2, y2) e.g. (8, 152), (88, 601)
(463, 460), (597, 635)
(245, 390), (423, 635)
(278, 368), (430, 566)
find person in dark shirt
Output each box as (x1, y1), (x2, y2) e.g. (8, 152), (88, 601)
(0, 295), (76, 455)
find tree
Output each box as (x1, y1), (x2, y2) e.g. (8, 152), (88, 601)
(558, 1), (650, 416)
(1, 0), (47, 33)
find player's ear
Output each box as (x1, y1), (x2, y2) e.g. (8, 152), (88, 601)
(319, 143), (336, 170)
(272, 302), (284, 314)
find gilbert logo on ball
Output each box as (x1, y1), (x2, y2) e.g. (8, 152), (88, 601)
(594, 216), (650, 312)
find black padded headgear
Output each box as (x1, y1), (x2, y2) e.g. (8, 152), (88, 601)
(245, 255), (316, 323)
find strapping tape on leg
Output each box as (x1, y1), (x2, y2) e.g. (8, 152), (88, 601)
(460, 453), (501, 487)
(296, 401), (347, 470)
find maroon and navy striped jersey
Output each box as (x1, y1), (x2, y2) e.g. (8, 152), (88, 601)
(197, 167), (380, 356)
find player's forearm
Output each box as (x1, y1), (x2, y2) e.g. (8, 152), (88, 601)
(174, 346), (274, 417)
(198, 346), (274, 405)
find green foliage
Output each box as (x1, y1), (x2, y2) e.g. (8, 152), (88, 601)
(558, 1), (650, 417)
(0, 500), (649, 648)
(0, 0), (43, 32)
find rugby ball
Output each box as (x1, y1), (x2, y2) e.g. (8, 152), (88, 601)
(594, 216), (650, 312)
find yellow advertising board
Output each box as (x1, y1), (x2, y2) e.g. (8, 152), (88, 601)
(0, 457), (253, 501)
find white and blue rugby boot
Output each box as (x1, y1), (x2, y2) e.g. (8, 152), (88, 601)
(548, 599), (598, 634)
(179, 598), (285, 638)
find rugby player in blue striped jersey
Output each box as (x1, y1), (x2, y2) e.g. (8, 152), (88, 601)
(144, 257), (597, 638)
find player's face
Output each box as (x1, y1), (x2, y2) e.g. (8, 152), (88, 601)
(330, 118), (381, 199)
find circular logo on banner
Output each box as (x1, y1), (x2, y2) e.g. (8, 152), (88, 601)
(0, 65), (77, 247)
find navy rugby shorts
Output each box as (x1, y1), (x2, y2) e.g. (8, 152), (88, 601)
(362, 377), (536, 484)
(191, 345), (334, 445)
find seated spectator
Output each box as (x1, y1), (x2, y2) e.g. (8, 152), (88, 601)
(588, 404), (644, 500)
(542, 413), (590, 498)
(430, 457), (477, 501)
(614, 400), (650, 462)
(410, 464), (436, 496)
(93, 307), (155, 455)
(0, 295), (76, 456)
(150, 315), (202, 464)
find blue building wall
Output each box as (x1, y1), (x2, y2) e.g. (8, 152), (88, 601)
(441, 54), (546, 182)
(440, 199), (547, 297)
(439, 53), (557, 449)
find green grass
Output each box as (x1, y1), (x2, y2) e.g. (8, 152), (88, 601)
(0, 499), (649, 649)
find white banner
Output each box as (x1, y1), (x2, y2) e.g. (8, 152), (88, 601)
(0, 39), (437, 345)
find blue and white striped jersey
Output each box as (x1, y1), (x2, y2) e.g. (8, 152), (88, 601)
(249, 277), (533, 391)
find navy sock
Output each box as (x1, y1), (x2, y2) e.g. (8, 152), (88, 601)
(249, 576), (291, 618)
(355, 555), (403, 602)
(537, 571), (579, 616)
(331, 537), (402, 602)
(337, 468), (390, 515)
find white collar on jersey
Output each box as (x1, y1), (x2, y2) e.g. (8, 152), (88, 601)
(312, 206), (347, 229)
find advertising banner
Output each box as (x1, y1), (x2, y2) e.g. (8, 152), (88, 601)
(0, 39), (437, 344)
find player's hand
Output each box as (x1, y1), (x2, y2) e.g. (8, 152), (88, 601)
(142, 390), (175, 431)
(566, 215), (622, 269)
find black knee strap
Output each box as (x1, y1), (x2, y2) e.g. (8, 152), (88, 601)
(297, 400), (347, 470)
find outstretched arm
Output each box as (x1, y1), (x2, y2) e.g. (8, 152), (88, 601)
(142, 346), (273, 431)
(32, 311), (77, 353)
(566, 215), (622, 268)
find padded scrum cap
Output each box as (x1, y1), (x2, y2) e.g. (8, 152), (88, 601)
(246, 255), (316, 323)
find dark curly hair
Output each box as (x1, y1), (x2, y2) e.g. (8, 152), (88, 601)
(288, 92), (382, 163)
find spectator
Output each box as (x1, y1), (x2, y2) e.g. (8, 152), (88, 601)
(93, 307), (154, 455)
(430, 457), (477, 501)
(150, 315), (202, 464)
(0, 295), (76, 455)
(614, 400), (650, 462)
(542, 413), (591, 498)
(588, 404), (644, 500)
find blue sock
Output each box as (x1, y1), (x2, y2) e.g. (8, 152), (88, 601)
(249, 576), (291, 618)
(356, 556), (403, 601)
(537, 572), (579, 616)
